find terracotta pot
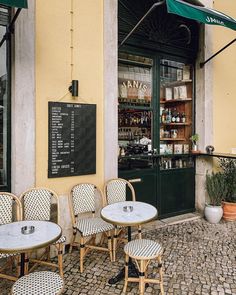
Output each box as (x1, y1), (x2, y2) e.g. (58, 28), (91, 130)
(222, 201), (236, 221)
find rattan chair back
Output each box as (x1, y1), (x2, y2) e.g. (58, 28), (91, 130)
(0, 192), (22, 224)
(104, 178), (136, 205)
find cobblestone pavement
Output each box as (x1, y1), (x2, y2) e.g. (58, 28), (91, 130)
(1, 218), (236, 294)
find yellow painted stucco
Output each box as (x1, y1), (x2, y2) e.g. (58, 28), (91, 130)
(35, 0), (104, 194)
(213, 1), (236, 153)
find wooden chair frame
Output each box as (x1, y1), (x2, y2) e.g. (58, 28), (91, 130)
(19, 187), (64, 277)
(0, 192), (22, 281)
(68, 183), (113, 273)
(123, 253), (164, 295)
(103, 178), (142, 261)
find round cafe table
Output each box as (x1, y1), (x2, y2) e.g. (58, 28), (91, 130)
(0, 220), (62, 277)
(101, 201), (157, 284)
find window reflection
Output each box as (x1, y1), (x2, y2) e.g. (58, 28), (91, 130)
(0, 7), (8, 187)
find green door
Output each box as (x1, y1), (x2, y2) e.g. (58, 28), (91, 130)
(118, 51), (196, 218)
(160, 167), (195, 217)
(119, 166), (158, 208)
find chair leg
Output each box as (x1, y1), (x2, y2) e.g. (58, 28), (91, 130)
(138, 225), (142, 239)
(80, 236), (85, 273)
(57, 243), (64, 278)
(157, 256), (164, 295)
(24, 254), (29, 275)
(139, 260), (145, 295)
(113, 227), (118, 262)
(107, 231), (113, 262)
(46, 246), (50, 261)
(16, 256), (21, 277)
(123, 254), (129, 293)
(69, 228), (77, 253)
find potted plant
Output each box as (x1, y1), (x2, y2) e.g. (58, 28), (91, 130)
(205, 172), (226, 223)
(219, 158), (236, 221)
(190, 133), (199, 153)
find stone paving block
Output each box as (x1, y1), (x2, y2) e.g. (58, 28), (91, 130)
(0, 218), (236, 294)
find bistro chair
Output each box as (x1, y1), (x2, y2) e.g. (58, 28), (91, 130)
(0, 192), (22, 281)
(123, 239), (164, 295)
(104, 178), (142, 261)
(19, 187), (66, 278)
(11, 271), (64, 295)
(68, 183), (114, 273)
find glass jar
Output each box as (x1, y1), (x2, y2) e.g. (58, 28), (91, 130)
(171, 129), (178, 139)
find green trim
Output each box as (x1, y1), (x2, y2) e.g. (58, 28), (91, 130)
(166, 0), (236, 31)
(0, 0), (27, 8)
(0, 8), (11, 191)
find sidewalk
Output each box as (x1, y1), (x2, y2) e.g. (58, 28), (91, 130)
(1, 215), (236, 294)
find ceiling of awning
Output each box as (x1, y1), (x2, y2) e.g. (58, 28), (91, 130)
(0, 0), (28, 8)
(166, 0), (236, 31)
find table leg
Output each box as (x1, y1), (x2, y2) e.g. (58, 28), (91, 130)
(20, 253), (25, 277)
(108, 226), (139, 285)
(127, 226), (132, 242)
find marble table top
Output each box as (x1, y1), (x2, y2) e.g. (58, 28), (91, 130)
(101, 201), (157, 226)
(0, 220), (62, 253)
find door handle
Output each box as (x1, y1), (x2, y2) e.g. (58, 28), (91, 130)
(128, 178), (142, 183)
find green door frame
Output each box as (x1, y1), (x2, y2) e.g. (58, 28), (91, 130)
(0, 5), (11, 191)
(118, 46), (196, 216)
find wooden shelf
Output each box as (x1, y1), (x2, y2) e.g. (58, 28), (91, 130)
(160, 99), (192, 104)
(160, 138), (186, 141)
(161, 79), (192, 86)
(160, 122), (192, 126)
(119, 125), (151, 128)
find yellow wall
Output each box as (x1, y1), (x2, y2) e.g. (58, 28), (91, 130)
(35, 0), (104, 194)
(213, 1), (236, 153)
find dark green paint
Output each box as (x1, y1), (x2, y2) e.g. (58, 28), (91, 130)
(160, 168), (195, 217)
(167, 0), (236, 31)
(119, 167), (158, 209)
(0, 0), (27, 8)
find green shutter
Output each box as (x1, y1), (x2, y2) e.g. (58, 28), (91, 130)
(166, 0), (236, 31)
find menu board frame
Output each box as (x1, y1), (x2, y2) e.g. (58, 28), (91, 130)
(48, 102), (96, 178)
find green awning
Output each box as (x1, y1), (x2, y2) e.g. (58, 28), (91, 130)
(166, 0), (236, 31)
(0, 0), (27, 8)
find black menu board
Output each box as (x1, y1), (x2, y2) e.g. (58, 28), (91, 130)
(48, 102), (96, 178)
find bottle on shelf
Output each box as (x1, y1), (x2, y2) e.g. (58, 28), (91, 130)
(181, 112), (186, 123)
(166, 108), (172, 123)
(171, 108), (177, 123)
(161, 110), (166, 123)
(175, 112), (180, 123)
(120, 146), (126, 156)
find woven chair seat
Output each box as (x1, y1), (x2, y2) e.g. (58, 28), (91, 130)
(11, 271), (64, 295)
(76, 217), (114, 237)
(0, 252), (18, 259)
(53, 235), (66, 245)
(124, 239), (163, 260)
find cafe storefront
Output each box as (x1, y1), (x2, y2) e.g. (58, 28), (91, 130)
(0, 0), (235, 236)
(116, 0), (236, 217)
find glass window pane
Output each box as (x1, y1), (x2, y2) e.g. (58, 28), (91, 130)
(159, 59), (194, 169)
(118, 54), (153, 107)
(0, 20), (8, 186)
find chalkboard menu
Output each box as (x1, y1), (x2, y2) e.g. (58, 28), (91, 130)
(48, 102), (96, 178)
